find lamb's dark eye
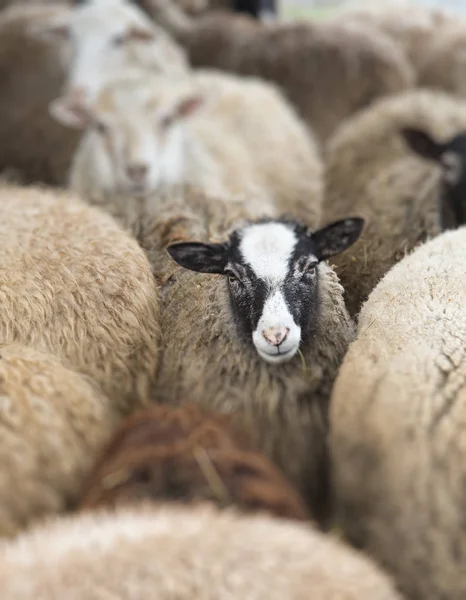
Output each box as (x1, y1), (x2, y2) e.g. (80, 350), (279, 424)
(303, 261), (318, 277)
(112, 33), (126, 46)
(225, 270), (239, 284)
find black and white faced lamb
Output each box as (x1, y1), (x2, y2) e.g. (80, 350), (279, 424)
(152, 212), (363, 523)
(168, 217), (362, 364)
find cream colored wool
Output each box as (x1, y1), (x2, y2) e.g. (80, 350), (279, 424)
(0, 503), (403, 600)
(0, 183), (160, 411)
(0, 344), (119, 538)
(0, 3), (80, 185)
(69, 71), (323, 229)
(330, 226), (466, 600)
(140, 0), (414, 142)
(335, 4), (458, 76)
(138, 188), (354, 524)
(418, 23), (466, 98)
(324, 89), (466, 316)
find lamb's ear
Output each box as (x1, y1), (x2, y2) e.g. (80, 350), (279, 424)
(49, 97), (93, 129)
(28, 17), (70, 42)
(401, 128), (445, 161)
(167, 242), (228, 274)
(313, 218), (364, 261)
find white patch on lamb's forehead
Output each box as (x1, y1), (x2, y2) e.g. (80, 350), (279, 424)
(239, 223), (297, 282)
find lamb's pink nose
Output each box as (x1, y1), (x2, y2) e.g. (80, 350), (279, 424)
(262, 326), (290, 347)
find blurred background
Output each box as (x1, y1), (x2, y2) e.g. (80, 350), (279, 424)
(281, 0), (466, 21)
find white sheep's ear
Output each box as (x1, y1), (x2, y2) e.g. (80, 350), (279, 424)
(313, 218), (365, 261)
(28, 17), (71, 42)
(127, 26), (156, 42)
(401, 127), (445, 161)
(160, 95), (206, 129)
(49, 97), (93, 130)
(167, 242), (228, 274)
(173, 95), (206, 120)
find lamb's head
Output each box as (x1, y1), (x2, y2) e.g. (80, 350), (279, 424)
(402, 127), (466, 229)
(51, 80), (205, 197)
(167, 218), (364, 364)
(32, 0), (188, 107)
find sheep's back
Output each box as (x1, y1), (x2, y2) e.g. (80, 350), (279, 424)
(0, 184), (160, 411)
(335, 5), (458, 75)
(192, 71), (323, 225)
(230, 21), (414, 142)
(418, 23), (466, 97)
(0, 344), (115, 538)
(330, 227), (466, 600)
(0, 503), (403, 600)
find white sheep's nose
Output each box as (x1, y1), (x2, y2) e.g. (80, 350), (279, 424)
(126, 163), (149, 184)
(68, 86), (88, 104)
(262, 326), (290, 347)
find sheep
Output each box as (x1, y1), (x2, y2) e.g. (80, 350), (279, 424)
(78, 403), (311, 521)
(33, 0), (189, 107)
(323, 89), (466, 316)
(133, 188), (364, 524)
(334, 3), (458, 76)
(0, 2), (80, 185)
(418, 23), (466, 99)
(401, 126), (466, 230)
(0, 343), (122, 538)
(0, 182), (160, 412)
(53, 72), (323, 230)
(0, 503), (403, 599)
(132, 0), (415, 141)
(0, 1), (187, 185)
(329, 224), (466, 600)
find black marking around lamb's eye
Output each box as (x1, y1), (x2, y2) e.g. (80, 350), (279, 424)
(227, 265), (269, 336)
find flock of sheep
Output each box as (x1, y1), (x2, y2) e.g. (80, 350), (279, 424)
(0, 0), (464, 598)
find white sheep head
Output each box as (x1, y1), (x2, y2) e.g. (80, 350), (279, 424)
(30, 0), (188, 108)
(52, 77), (207, 197)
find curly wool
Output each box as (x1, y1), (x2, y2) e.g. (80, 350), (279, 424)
(330, 227), (466, 600)
(324, 89), (466, 316)
(0, 183), (160, 411)
(0, 503), (403, 600)
(0, 344), (116, 538)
